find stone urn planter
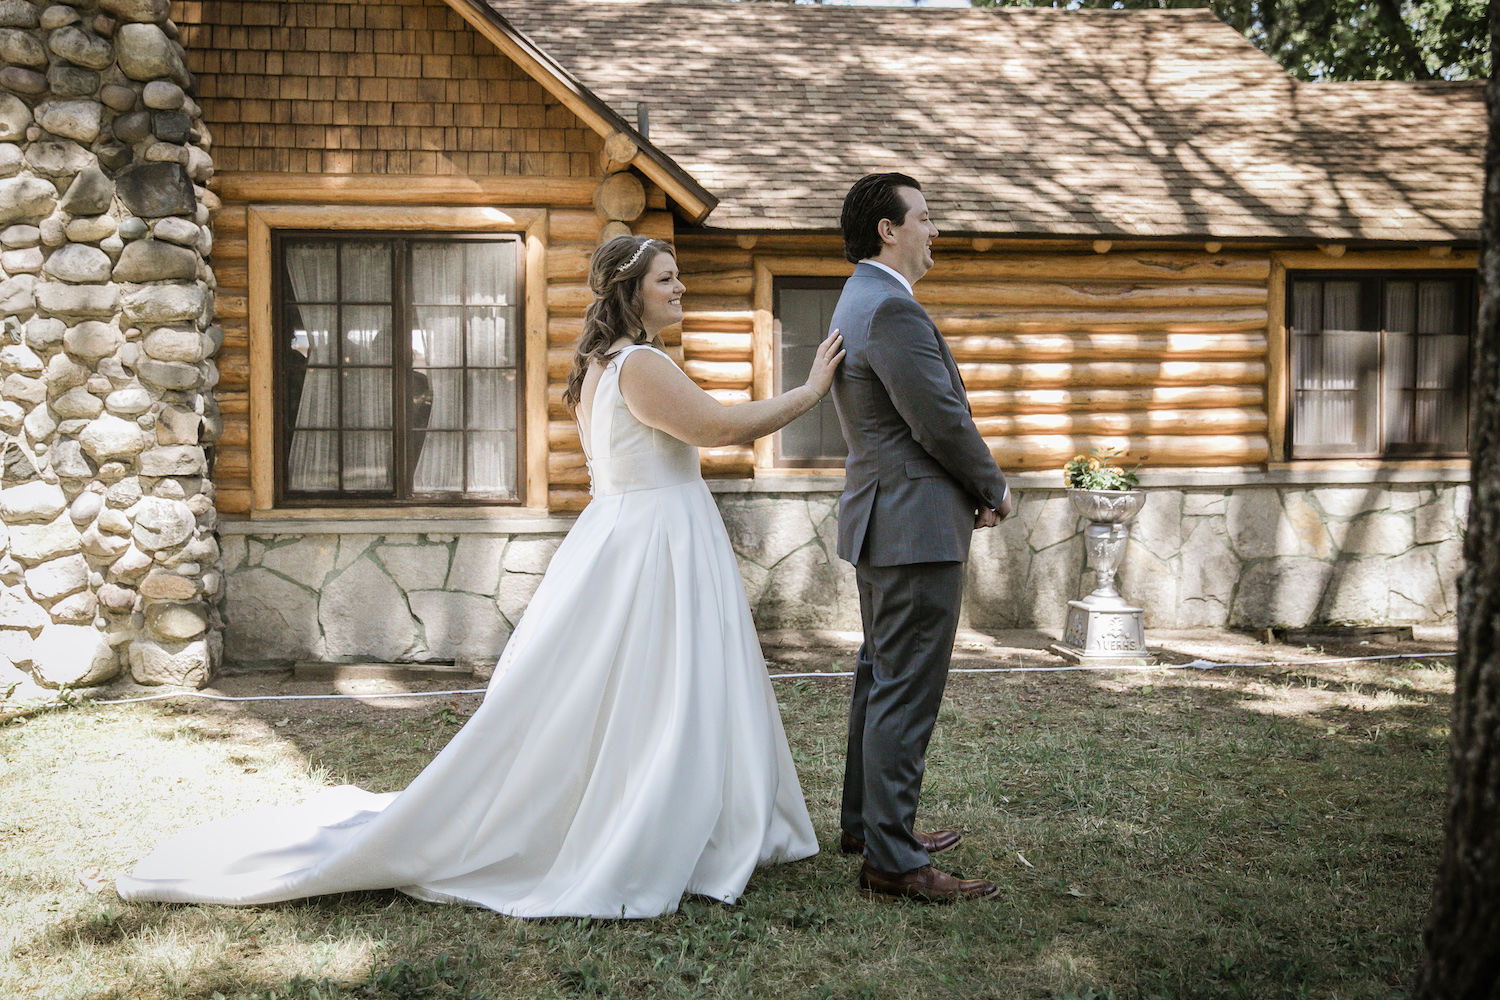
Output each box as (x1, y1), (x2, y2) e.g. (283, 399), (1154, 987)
(1050, 487), (1151, 663)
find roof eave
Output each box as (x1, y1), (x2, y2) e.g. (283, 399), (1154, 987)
(440, 0), (719, 223)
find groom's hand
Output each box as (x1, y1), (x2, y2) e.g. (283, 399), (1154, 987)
(974, 491), (1014, 528)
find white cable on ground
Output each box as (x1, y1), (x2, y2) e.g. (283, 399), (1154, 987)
(765, 650), (1454, 680)
(86, 688), (490, 706)
(66, 650), (1455, 706)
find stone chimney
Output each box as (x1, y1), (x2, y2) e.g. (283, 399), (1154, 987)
(0, 0), (222, 693)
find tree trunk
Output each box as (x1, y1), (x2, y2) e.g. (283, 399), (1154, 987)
(1413, 3), (1500, 996)
(1372, 0), (1436, 80)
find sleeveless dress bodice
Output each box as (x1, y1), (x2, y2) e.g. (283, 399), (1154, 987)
(586, 345), (702, 497)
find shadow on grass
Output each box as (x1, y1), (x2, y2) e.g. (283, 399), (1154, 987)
(2, 652), (1450, 1000)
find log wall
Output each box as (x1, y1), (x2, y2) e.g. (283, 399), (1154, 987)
(209, 205), (252, 513)
(675, 234), (1273, 475)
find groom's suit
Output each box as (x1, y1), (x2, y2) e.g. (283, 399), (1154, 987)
(829, 261), (1008, 875)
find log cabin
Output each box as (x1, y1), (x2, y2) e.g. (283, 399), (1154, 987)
(0, 0), (1481, 683)
(181, 0), (1489, 664)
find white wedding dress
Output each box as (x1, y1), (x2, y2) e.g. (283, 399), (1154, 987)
(116, 345), (819, 918)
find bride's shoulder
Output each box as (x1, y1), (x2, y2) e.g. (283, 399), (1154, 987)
(616, 344), (687, 395)
(614, 342), (673, 368)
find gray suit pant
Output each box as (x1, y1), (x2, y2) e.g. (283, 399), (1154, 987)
(840, 559), (965, 874)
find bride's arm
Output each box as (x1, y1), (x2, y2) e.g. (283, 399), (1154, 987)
(617, 332), (844, 448)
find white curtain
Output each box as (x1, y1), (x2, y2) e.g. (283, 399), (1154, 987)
(1414, 281), (1465, 450)
(285, 244), (339, 492)
(284, 242), (393, 493)
(340, 243), (393, 491)
(1292, 281), (1375, 453)
(409, 242), (518, 497)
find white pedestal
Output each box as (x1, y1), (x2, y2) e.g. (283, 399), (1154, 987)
(1049, 597), (1150, 664)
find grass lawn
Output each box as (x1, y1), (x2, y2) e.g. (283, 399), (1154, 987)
(0, 650), (1453, 1000)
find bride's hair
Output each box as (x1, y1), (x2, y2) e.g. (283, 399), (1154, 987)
(563, 235), (676, 412)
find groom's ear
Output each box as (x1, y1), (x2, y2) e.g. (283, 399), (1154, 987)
(877, 217), (898, 246)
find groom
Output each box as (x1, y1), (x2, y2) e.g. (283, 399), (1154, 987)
(828, 173), (1012, 903)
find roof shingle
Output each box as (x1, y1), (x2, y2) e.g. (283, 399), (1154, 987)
(495, 0), (1482, 241)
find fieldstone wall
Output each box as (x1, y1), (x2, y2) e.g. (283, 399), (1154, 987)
(0, 0), (221, 692)
(964, 483), (1468, 631)
(713, 483), (1468, 633)
(220, 532), (562, 668)
(217, 481), (1466, 668)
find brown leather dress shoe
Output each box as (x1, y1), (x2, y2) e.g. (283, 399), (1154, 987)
(839, 829), (962, 856)
(858, 862), (999, 903)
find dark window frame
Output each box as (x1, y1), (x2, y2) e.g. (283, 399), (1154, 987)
(272, 230), (527, 507)
(771, 275), (847, 469)
(1285, 269), (1474, 460)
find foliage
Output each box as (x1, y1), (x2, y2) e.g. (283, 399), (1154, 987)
(741, 0), (1490, 81)
(969, 0), (1488, 81)
(1065, 447), (1142, 490)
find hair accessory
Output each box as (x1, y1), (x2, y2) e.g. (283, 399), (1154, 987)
(615, 240), (654, 273)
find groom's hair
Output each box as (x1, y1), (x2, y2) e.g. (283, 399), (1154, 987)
(841, 172), (921, 264)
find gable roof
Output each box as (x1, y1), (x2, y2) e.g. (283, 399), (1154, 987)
(442, 0), (717, 221)
(494, 0), (1482, 243)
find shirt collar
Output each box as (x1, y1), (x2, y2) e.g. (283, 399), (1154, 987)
(862, 259), (913, 296)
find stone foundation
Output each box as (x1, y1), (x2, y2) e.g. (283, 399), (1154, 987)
(219, 524), (568, 668)
(218, 477), (1467, 668)
(0, 0), (222, 689)
(963, 481), (1467, 631)
(716, 480), (1467, 633)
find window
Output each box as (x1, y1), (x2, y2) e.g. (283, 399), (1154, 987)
(275, 234), (523, 504)
(774, 278), (847, 467)
(1289, 272), (1471, 459)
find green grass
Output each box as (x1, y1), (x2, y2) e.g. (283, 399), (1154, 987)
(0, 657), (1453, 1000)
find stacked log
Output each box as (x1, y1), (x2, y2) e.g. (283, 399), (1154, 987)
(207, 207), (250, 513)
(925, 252), (1269, 468)
(673, 237), (1272, 473)
(543, 208), (599, 512)
(677, 245), (757, 477)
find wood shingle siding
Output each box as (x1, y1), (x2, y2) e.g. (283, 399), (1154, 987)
(179, 0), (603, 177)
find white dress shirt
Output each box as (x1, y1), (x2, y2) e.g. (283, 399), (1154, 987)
(862, 258), (913, 295)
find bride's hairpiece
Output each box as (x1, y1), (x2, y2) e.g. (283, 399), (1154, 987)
(616, 239), (655, 273)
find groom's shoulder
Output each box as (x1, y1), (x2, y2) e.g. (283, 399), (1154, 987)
(839, 268), (904, 308)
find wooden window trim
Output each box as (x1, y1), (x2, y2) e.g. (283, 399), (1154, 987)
(1267, 250), (1477, 465)
(248, 205), (549, 517)
(272, 231), (526, 507)
(1280, 265), (1474, 461)
(750, 256), (854, 471)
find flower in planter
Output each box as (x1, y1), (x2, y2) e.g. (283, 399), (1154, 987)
(1064, 447), (1144, 491)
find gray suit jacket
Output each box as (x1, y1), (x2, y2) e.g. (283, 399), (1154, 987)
(829, 263), (1008, 567)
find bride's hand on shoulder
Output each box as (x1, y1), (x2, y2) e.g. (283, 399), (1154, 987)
(803, 331), (845, 397)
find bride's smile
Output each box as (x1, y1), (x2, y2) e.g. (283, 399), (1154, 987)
(637, 254), (685, 333)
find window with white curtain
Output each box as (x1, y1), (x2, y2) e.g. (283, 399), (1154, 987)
(276, 234), (523, 504)
(1289, 272), (1472, 459)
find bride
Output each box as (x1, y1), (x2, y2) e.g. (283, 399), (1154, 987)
(116, 235), (845, 919)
